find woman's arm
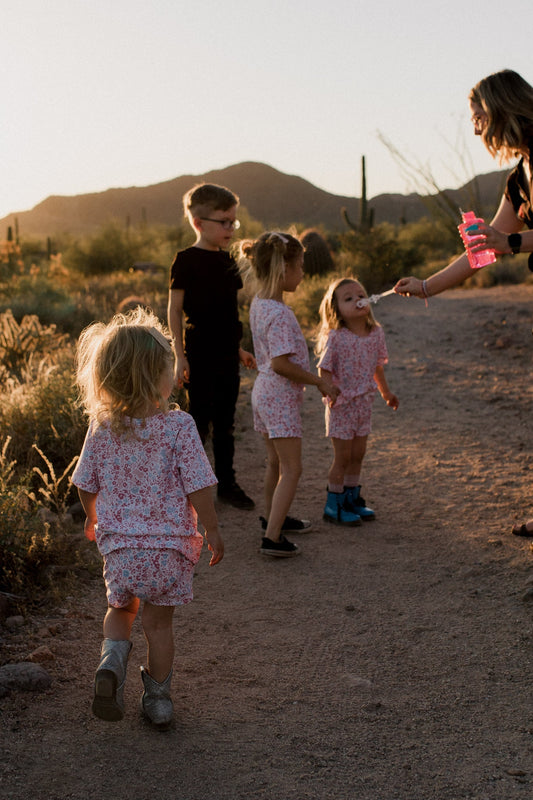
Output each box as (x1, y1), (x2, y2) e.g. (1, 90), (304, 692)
(394, 193), (525, 298)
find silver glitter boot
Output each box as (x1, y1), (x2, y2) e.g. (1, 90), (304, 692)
(140, 666), (173, 729)
(92, 638), (132, 722)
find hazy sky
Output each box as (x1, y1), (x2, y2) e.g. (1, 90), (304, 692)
(2, 1), (532, 221)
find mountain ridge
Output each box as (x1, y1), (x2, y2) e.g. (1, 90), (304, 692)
(0, 161), (509, 237)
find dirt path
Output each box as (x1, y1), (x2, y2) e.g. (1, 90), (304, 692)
(1, 285), (533, 800)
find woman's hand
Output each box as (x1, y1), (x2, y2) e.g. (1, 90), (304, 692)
(467, 222), (511, 254)
(394, 277), (424, 298)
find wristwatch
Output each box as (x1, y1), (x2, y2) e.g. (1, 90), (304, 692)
(508, 233), (522, 255)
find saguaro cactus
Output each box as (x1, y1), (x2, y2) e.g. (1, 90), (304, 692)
(341, 155), (374, 232)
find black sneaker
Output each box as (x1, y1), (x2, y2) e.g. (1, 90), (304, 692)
(217, 482), (255, 510)
(259, 515), (312, 533)
(260, 535), (301, 558)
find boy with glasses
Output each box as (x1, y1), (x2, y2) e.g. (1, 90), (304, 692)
(168, 183), (256, 509)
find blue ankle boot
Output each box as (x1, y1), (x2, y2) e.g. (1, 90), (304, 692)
(344, 486), (375, 521)
(323, 490), (361, 526)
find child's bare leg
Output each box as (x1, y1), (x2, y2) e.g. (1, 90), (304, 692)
(141, 603), (175, 682)
(265, 437), (301, 542)
(328, 438), (352, 491)
(345, 435), (368, 485)
(263, 434), (280, 519)
(103, 598), (139, 640)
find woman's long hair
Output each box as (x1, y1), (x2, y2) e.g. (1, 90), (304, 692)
(470, 69), (533, 162)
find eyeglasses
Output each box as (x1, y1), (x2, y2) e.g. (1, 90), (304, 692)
(199, 217), (241, 230)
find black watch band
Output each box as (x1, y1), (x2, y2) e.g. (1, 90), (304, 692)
(508, 233), (522, 255)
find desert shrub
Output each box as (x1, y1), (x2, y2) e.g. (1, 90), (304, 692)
(75, 267), (169, 329)
(0, 253), (81, 331)
(288, 273), (333, 331)
(0, 350), (86, 482)
(337, 224), (423, 292)
(301, 229), (335, 276)
(467, 254), (533, 287)
(396, 217), (459, 263)
(0, 436), (93, 608)
(64, 222), (137, 275)
(63, 221), (194, 278)
(0, 310), (68, 383)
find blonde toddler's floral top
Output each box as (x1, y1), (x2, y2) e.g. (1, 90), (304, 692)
(72, 410), (216, 560)
(317, 326), (388, 404)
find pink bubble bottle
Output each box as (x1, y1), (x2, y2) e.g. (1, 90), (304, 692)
(458, 210), (497, 269)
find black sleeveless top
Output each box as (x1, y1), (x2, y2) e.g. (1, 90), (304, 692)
(504, 137), (533, 229)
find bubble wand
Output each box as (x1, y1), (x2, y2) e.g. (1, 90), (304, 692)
(356, 288), (396, 308)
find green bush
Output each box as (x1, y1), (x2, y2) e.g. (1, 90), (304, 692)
(467, 254), (532, 287)
(288, 273), (333, 331)
(336, 223), (423, 292)
(301, 229), (335, 276)
(64, 222), (137, 275)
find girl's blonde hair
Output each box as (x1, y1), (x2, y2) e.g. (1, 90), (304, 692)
(236, 231), (303, 298)
(470, 69), (533, 163)
(315, 277), (378, 357)
(76, 307), (174, 436)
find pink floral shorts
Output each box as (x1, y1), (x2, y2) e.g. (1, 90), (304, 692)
(103, 548), (195, 608)
(252, 379), (303, 438)
(326, 394), (374, 439)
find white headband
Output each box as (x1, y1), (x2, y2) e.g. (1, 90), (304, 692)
(147, 327), (172, 353)
(271, 232), (289, 244)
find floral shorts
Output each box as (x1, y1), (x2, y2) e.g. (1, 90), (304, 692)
(103, 547), (195, 608)
(326, 394), (374, 439)
(252, 380), (303, 439)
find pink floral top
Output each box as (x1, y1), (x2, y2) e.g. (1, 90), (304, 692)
(72, 410), (216, 560)
(250, 297), (310, 401)
(317, 326), (388, 404)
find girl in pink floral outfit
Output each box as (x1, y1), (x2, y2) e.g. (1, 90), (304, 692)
(72, 307), (223, 728)
(316, 278), (399, 526)
(237, 232), (339, 557)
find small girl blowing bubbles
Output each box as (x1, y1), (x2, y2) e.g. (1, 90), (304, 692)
(316, 277), (399, 526)
(72, 307), (223, 729)
(237, 231), (340, 557)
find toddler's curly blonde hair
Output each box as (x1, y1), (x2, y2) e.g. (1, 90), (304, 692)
(76, 307), (174, 436)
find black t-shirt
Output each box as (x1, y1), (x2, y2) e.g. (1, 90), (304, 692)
(169, 246), (243, 356)
(505, 137), (533, 229)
